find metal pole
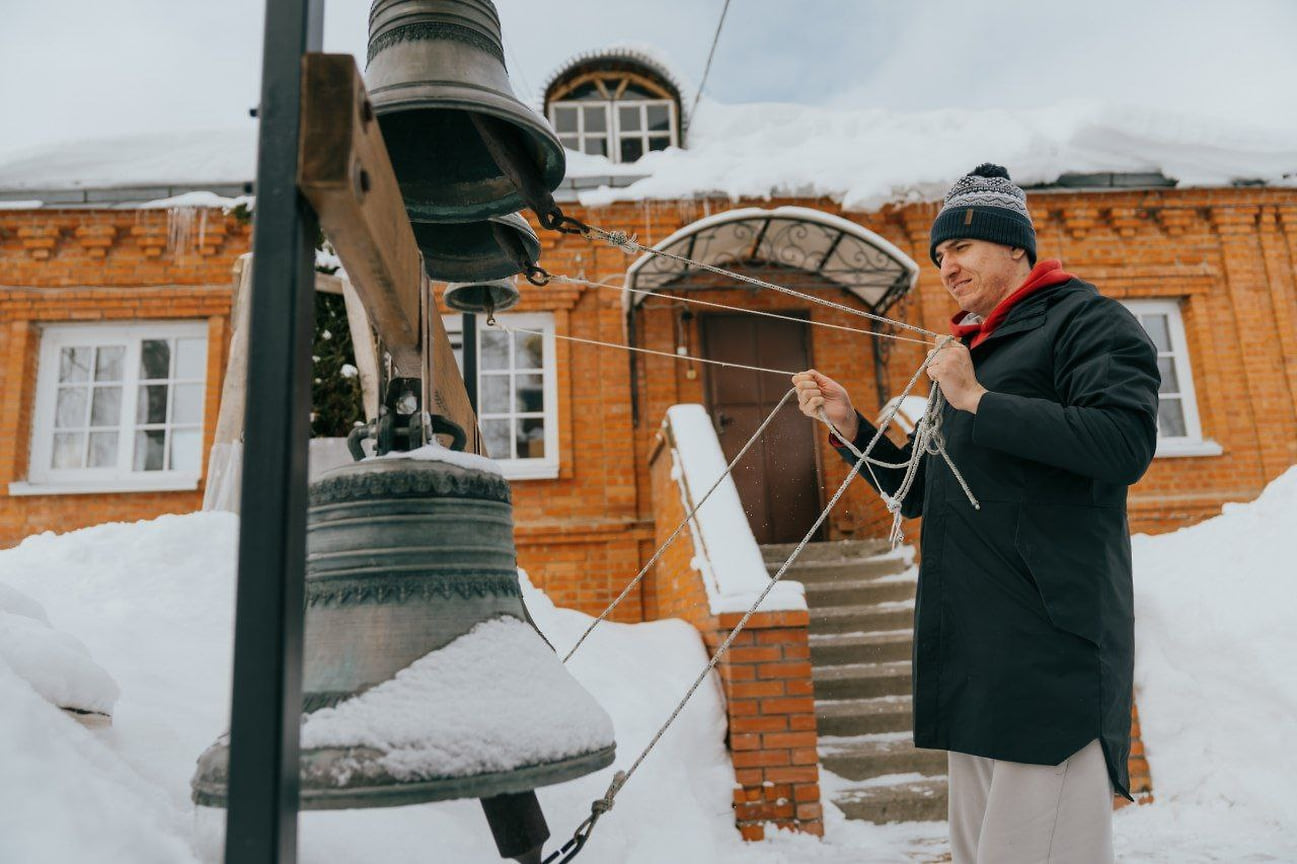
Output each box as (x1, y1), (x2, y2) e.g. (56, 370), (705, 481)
(224, 2), (323, 862)
(462, 312), (478, 413)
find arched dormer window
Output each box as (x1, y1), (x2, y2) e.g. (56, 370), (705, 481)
(543, 50), (684, 163)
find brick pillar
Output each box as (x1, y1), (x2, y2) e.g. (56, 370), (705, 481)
(1117, 698), (1155, 809)
(707, 610), (823, 839)
(647, 427), (823, 840)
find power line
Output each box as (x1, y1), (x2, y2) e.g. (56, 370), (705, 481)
(688, 0), (732, 128)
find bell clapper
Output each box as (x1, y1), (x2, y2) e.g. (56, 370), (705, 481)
(485, 299), (497, 327)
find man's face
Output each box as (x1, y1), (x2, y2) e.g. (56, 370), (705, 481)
(934, 238), (1026, 319)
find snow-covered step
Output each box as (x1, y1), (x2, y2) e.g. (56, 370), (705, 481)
(804, 576), (917, 608)
(809, 601), (914, 634)
(819, 734), (947, 781)
(761, 538), (894, 564)
(815, 694), (913, 737)
(759, 539), (939, 828)
(831, 774), (949, 824)
(813, 660), (911, 700)
(764, 557), (912, 584)
(809, 629), (912, 666)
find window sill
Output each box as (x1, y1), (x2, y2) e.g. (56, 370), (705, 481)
(1154, 439), (1224, 459)
(498, 461), (560, 481)
(8, 476), (201, 497)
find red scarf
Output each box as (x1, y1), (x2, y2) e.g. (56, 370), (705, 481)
(950, 259), (1074, 349)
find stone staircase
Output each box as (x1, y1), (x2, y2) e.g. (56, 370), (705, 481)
(761, 539), (948, 824)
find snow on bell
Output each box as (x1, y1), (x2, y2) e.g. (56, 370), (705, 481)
(416, 211), (540, 283)
(366, 0), (566, 224)
(443, 277), (520, 316)
(191, 453), (615, 863)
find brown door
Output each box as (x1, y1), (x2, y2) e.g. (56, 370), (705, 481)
(700, 313), (822, 545)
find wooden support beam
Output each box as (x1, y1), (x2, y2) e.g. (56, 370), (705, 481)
(297, 53), (482, 454)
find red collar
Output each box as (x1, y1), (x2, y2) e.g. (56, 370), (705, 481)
(950, 259), (1074, 348)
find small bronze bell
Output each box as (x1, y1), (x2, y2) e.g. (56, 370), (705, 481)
(416, 211), (540, 283)
(366, 0), (566, 223)
(192, 452), (615, 863)
(443, 277), (520, 316)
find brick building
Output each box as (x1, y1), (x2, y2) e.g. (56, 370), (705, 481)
(2, 48), (1294, 839)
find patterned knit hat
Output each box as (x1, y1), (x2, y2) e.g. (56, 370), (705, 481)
(929, 163), (1036, 266)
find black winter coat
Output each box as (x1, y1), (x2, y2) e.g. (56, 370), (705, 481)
(837, 277), (1159, 798)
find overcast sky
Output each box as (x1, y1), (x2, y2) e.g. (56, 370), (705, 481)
(1, 0), (1294, 156)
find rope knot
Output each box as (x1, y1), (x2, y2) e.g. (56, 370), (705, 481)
(594, 229), (638, 253)
(882, 493), (901, 514)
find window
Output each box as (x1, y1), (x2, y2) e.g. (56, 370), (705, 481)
(548, 77), (678, 163)
(18, 322), (208, 493)
(443, 312), (559, 480)
(1120, 299), (1220, 457)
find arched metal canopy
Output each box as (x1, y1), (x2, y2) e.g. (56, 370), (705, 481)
(625, 206), (919, 315)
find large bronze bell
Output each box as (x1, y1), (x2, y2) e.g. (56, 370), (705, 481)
(366, 0), (566, 224)
(192, 453), (615, 862)
(417, 211), (540, 283)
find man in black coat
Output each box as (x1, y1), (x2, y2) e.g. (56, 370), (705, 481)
(793, 164), (1160, 864)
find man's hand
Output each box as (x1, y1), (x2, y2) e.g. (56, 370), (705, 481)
(927, 340), (987, 413)
(792, 370), (858, 441)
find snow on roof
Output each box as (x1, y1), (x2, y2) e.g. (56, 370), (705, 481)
(0, 128), (255, 194)
(1, 98), (1292, 210)
(577, 99), (1297, 211)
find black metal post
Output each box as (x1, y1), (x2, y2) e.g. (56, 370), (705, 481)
(224, 2), (323, 862)
(462, 312), (478, 413)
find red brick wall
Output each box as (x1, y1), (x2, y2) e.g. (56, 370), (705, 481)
(5, 188), (1295, 578)
(0, 208), (246, 545)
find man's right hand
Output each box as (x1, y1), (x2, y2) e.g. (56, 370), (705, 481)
(792, 370), (859, 442)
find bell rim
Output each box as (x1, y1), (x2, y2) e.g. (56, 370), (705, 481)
(371, 91), (566, 223)
(422, 254), (527, 284)
(192, 743), (617, 811)
(443, 280), (522, 314)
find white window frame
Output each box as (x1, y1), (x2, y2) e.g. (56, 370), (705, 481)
(549, 97), (677, 164)
(12, 321), (208, 495)
(443, 312), (559, 480)
(1121, 299), (1222, 458)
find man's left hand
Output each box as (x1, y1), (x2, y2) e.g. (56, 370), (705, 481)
(927, 340), (987, 413)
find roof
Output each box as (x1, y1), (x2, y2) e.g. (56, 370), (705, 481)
(0, 91), (1292, 210)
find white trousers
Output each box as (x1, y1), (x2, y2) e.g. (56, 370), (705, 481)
(947, 739), (1114, 864)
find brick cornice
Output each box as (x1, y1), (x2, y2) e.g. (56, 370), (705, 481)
(74, 224), (119, 258)
(1060, 206), (1101, 239)
(1208, 205), (1260, 235)
(1106, 206), (1145, 238)
(1152, 207), (1197, 236)
(16, 225), (61, 260)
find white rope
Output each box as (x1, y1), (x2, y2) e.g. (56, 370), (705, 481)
(819, 337), (979, 546)
(596, 440), (870, 808)
(562, 388), (798, 663)
(542, 331), (980, 854)
(496, 323), (798, 377)
(551, 274), (939, 348)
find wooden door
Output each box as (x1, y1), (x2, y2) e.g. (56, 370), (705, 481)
(700, 313), (821, 545)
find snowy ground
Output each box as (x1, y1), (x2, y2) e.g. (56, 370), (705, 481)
(2, 468), (1296, 862)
